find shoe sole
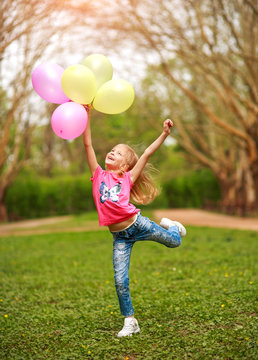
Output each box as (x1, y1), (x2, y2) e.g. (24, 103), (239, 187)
(117, 328), (140, 337)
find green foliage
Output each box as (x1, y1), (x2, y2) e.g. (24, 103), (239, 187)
(0, 227), (257, 359)
(5, 169), (220, 220)
(161, 169), (221, 209)
(5, 174), (95, 220)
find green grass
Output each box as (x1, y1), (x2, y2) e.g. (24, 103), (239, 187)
(0, 225), (257, 359)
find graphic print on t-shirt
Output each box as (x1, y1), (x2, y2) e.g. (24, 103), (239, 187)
(99, 181), (122, 203)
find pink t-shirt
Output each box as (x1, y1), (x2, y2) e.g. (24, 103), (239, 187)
(91, 165), (140, 226)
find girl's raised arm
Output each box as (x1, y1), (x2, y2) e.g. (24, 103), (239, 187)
(130, 119), (173, 184)
(83, 107), (99, 176)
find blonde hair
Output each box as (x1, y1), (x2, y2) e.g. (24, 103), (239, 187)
(118, 144), (160, 205)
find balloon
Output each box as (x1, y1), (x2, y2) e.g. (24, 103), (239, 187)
(82, 54), (113, 90)
(31, 63), (70, 104)
(61, 64), (96, 104)
(93, 79), (135, 114)
(51, 102), (88, 140)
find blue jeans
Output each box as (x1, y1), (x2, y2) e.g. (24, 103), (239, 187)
(111, 213), (181, 317)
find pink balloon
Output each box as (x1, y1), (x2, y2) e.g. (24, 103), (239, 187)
(31, 63), (70, 104)
(51, 102), (88, 140)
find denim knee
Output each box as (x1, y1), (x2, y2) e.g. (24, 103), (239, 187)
(166, 225), (182, 248)
(170, 236), (181, 248)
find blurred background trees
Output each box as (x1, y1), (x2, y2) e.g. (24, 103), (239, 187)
(0, 0), (64, 220)
(75, 0), (258, 213)
(0, 0), (98, 220)
(1, 0), (257, 221)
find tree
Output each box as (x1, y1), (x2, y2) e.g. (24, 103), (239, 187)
(75, 0), (258, 214)
(0, 0), (98, 221)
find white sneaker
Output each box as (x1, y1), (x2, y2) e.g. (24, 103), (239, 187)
(160, 218), (187, 237)
(117, 317), (140, 337)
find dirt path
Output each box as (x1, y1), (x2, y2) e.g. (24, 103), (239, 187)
(0, 216), (101, 237)
(0, 209), (257, 237)
(154, 209), (258, 231)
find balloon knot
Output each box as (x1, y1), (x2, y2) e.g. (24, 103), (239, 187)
(84, 103), (93, 112)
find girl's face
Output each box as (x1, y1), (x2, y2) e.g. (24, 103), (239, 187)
(105, 145), (128, 172)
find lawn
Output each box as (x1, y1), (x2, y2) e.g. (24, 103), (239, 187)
(0, 223), (257, 359)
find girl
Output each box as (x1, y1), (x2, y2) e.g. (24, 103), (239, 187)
(83, 109), (186, 337)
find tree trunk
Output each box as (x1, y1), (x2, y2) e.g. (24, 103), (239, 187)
(0, 199), (8, 222)
(251, 159), (258, 210)
(217, 157), (257, 216)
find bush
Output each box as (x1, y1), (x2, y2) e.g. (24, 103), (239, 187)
(6, 174), (95, 220)
(6, 169), (221, 220)
(161, 169), (221, 208)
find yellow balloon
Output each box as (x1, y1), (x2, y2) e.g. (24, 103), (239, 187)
(82, 54), (113, 90)
(93, 79), (135, 114)
(61, 64), (96, 104)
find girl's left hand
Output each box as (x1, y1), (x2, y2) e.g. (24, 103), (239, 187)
(163, 119), (173, 135)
